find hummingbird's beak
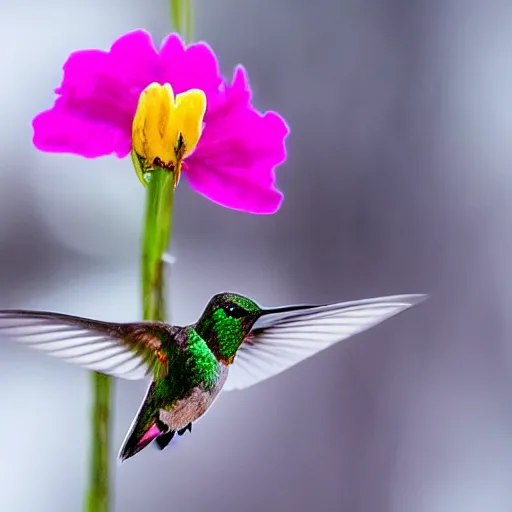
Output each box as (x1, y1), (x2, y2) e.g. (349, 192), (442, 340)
(259, 304), (319, 317)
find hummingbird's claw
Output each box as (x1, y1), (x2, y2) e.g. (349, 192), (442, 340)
(155, 430), (176, 450)
(154, 423), (192, 451)
(178, 423), (192, 436)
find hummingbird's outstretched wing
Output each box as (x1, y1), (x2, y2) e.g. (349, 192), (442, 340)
(0, 310), (169, 380)
(223, 294), (425, 391)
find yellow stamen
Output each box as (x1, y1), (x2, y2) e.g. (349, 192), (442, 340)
(132, 82), (207, 187)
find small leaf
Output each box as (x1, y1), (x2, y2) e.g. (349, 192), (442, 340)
(131, 149), (149, 187)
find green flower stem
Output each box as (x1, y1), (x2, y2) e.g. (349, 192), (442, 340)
(86, 372), (112, 512)
(142, 168), (175, 322)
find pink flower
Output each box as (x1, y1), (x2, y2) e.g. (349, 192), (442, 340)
(32, 30), (288, 214)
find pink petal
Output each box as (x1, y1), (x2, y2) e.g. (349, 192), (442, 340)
(185, 67), (288, 214)
(33, 30), (159, 158)
(159, 34), (222, 100)
(33, 98), (132, 157)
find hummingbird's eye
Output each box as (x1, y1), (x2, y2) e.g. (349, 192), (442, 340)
(223, 304), (247, 319)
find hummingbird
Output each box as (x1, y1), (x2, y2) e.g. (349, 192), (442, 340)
(0, 292), (424, 461)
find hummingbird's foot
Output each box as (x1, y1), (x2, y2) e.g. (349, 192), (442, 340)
(155, 430), (176, 450)
(178, 423), (192, 436)
(154, 422), (192, 450)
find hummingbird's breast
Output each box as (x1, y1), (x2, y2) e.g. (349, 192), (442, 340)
(158, 364), (229, 431)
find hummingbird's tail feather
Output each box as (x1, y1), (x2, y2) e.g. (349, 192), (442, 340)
(118, 382), (161, 462)
(119, 421), (162, 461)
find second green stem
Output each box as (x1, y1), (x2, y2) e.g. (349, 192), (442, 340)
(86, 373), (112, 512)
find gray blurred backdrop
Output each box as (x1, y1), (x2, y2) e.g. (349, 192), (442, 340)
(0, 0), (511, 511)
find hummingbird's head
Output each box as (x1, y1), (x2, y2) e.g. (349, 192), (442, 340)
(194, 292), (263, 364)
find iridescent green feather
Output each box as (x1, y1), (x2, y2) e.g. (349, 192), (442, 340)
(231, 295), (261, 314)
(209, 309), (245, 361)
(186, 328), (220, 389)
(153, 327), (219, 407)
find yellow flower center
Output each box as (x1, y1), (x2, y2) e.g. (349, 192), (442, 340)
(132, 82), (207, 187)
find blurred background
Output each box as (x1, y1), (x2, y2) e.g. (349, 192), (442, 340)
(0, 0), (511, 510)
